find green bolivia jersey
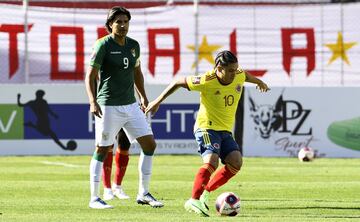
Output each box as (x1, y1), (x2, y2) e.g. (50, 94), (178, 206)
(90, 35), (140, 105)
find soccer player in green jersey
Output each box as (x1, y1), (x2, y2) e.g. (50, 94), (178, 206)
(145, 50), (269, 216)
(85, 6), (163, 209)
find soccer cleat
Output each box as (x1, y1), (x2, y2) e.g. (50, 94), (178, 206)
(327, 117), (360, 151)
(103, 188), (115, 201)
(184, 198), (209, 217)
(113, 186), (130, 200)
(89, 197), (113, 209)
(136, 193), (164, 208)
(200, 190), (210, 211)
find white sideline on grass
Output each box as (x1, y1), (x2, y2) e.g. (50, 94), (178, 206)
(41, 161), (85, 168)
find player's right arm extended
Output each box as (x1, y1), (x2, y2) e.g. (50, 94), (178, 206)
(145, 77), (187, 116)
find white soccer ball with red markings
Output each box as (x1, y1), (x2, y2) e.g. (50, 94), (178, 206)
(215, 192), (241, 216)
(298, 147), (315, 162)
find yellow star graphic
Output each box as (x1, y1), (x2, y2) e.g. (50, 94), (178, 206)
(187, 36), (222, 68)
(325, 32), (357, 65)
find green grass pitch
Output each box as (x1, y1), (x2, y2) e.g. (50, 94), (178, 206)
(1, 155), (359, 221)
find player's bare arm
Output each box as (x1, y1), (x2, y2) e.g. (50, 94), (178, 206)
(244, 70), (270, 92)
(85, 66), (102, 118)
(134, 65), (149, 108)
(145, 77), (187, 116)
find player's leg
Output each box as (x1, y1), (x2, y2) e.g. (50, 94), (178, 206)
(204, 132), (243, 192)
(192, 153), (218, 200)
(89, 105), (120, 209)
(205, 151), (242, 192)
(199, 150), (242, 211)
(184, 153), (217, 217)
(89, 145), (114, 209)
(113, 129), (130, 199)
(123, 102), (163, 207)
(200, 133), (242, 209)
(136, 134), (164, 207)
(185, 129), (221, 216)
(102, 145), (114, 200)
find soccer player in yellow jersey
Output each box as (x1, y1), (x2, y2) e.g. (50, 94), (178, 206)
(146, 50), (269, 216)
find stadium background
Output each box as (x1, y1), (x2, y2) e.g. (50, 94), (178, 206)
(1, 0), (360, 157)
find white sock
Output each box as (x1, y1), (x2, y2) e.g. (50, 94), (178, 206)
(138, 151), (153, 196)
(89, 158), (103, 201)
(112, 182), (121, 189)
(104, 187), (112, 194)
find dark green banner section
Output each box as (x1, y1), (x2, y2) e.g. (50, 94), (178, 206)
(0, 105), (23, 139)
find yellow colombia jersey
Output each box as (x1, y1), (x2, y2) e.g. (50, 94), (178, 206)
(186, 69), (246, 132)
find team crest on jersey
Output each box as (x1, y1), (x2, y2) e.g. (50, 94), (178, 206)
(235, 84), (242, 93)
(237, 68), (244, 74)
(131, 48), (136, 57)
(192, 76), (201, 84)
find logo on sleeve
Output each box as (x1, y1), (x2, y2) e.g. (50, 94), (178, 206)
(192, 76), (201, 84)
(131, 48), (136, 57)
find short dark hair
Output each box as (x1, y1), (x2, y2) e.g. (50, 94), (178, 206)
(214, 50), (238, 68)
(105, 6), (131, 33)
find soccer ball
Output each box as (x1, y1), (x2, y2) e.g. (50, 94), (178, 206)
(66, 140), (77, 151)
(298, 147), (315, 162)
(215, 192), (241, 216)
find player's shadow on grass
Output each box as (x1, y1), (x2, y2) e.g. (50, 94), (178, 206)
(261, 206), (360, 210)
(246, 199), (360, 203)
(241, 214), (360, 219)
(258, 206), (360, 218)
